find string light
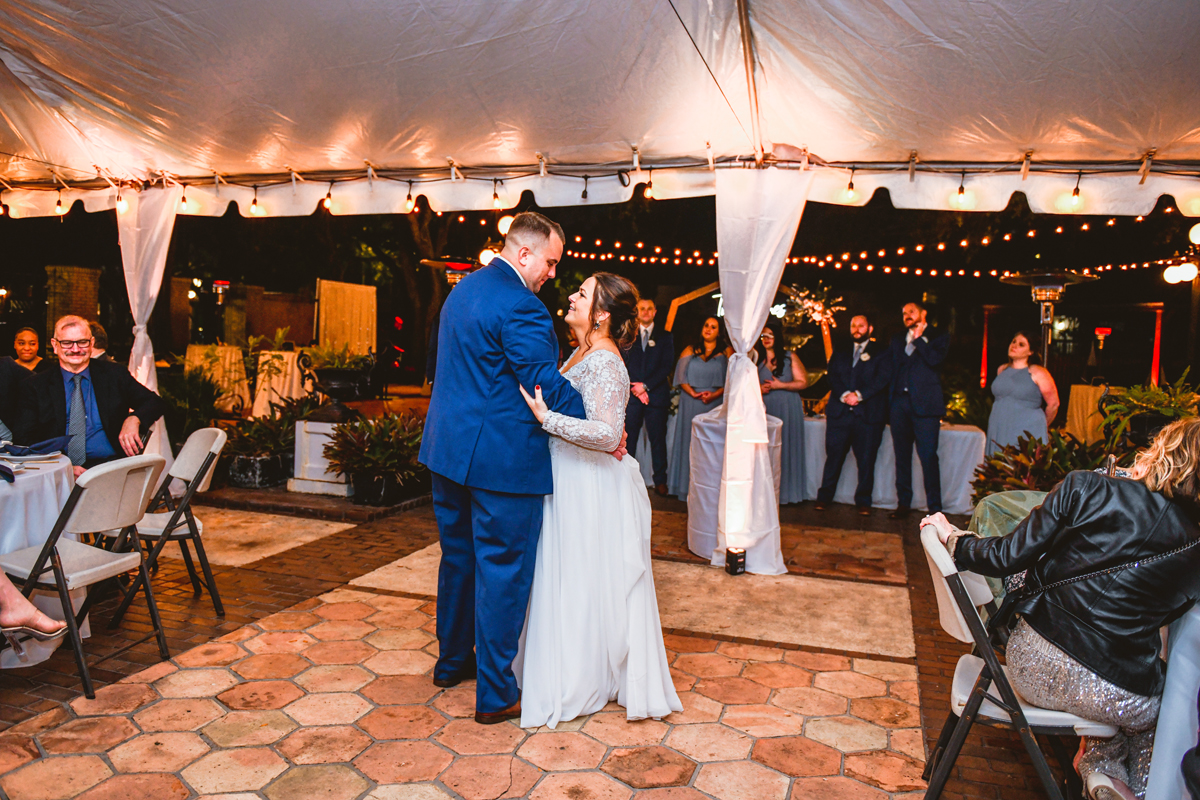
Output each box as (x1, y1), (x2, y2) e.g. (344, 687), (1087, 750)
(115, 191), (127, 214)
(250, 186), (260, 215)
(845, 168), (856, 201)
(492, 180), (502, 210)
(55, 190), (64, 215)
(404, 181), (415, 213)
(323, 183), (333, 210)
(644, 171), (654, 200)
(179, 187), (188, 211)
(581, 175), (589, 201)
(957, 172), (965, 197)
(1071, 172), (1082, 208)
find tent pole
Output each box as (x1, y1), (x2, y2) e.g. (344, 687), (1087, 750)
(735, 0), (764, 165)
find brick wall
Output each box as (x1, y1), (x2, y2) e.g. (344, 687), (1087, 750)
(44, 265), (101, 342)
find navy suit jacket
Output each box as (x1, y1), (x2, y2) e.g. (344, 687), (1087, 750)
(418, 259), (586, 495)
(621, 323), (674, 407)
(13, 357), (165, 452)
(826, 339), (892, 425)
(887, 326), (950, 417)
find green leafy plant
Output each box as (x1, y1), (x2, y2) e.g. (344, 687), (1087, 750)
(307, 341), (373, 371)
(323, 412), (427, 486)
(223, 394), (321, 459)
(971, 430), (1129, 504)
(158, 367), (224, 447)
(249, 326), (291, 354)
(1100, 369), (1197, 445)
(247, 327), (291, 390)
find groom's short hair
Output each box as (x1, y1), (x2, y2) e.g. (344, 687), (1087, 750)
(505, 211), (564, 249)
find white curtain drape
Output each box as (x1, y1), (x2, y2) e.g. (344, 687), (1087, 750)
(117, 186), (183, 469)
(714, 168), (813, 572)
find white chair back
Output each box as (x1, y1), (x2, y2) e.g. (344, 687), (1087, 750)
(65, 455), (166, 535)
(921, 525), (995, 644)
(167, 427), (227, 491)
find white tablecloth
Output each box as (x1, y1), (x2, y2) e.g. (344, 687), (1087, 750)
(251, 351), (306, 417)
(186, 344), (251, 415)
(685, 409), (785, 574)
(1146, 606), (1200, 800)
(0, 454), (89, 668)
(640, 411), (984, 516)
(802, 418), (985, 515)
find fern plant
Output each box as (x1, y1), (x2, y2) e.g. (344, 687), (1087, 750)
(1100, 369), (1197, 445)
(971, 430), (1127, 504)
(323, 413), (426, 486)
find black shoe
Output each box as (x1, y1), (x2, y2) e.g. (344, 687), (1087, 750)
(433, 666), (476, 688)
(888, 507), (912, 520)
(813, 500), (828, 511)
(857, 506), (871, 516)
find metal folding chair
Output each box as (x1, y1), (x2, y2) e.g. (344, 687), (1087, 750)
(0, 455), (169, 698)
(919, 524), (1117, 800)
(105, 428), (227, 625)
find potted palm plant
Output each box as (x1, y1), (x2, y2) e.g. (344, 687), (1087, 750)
(1099, 369), (1198, 447)
(322, 413), (428, 506)
(224, 395), (323, 488)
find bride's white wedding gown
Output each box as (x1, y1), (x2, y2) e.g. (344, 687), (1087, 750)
(515, 348), (682, 729)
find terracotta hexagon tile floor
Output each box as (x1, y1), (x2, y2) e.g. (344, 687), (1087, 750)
(0, 583), (926, 799)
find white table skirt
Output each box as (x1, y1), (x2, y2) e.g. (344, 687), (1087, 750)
(640, 411), (984, 515)
(685, 409), (784, 574)
(251, 351), (306, 417)
(802, 417), (985, 515)
(0, 455), (89, 668)
(1146, 606), (1200, 800)
(186, 344), (251, 415)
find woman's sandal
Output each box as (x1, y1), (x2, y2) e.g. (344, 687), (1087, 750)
(2, 624), (68, 661)
(1085, 772), (1137, 800)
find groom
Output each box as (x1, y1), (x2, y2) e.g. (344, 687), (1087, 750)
(419, 211), (590, 724)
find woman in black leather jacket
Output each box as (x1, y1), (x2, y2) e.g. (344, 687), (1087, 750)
(924, 417), (1200, 800)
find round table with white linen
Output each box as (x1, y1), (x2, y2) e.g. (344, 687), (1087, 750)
(251, 351), (307, 417)
(186, 344), (251, 415)
(0, 454), (87, 668)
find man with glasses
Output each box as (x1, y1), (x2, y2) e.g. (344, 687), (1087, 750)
(13, 315), (165, 477)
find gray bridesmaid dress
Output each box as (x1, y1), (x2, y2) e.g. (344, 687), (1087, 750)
(758, 356), (806, 504)
(667, 352), (727, 500)
(985, 366), (1047, 456)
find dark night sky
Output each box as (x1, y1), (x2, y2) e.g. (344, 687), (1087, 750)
(0, 186), (1194, 388)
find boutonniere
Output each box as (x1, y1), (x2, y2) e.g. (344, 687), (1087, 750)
(859, 352), (870, 361)
(648, 340), (656, 347)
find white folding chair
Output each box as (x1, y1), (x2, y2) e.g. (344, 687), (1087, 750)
(919, 524), (1117, 800)
(105, 428), (227, 625)
(0, 455), (169, 698)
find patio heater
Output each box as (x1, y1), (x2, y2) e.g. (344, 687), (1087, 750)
(999, 271), (1097, 365)
(420, 257), (478, 287)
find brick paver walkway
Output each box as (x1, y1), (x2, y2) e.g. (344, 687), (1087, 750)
(0, 495), (1063, 799)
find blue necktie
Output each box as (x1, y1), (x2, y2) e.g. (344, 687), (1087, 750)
(68, 374), (87, 466)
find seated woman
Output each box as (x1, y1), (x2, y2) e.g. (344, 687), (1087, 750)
(924, 417), (1200, 800)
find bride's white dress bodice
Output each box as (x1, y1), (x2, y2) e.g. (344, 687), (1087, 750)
(542, 349), (628, 457)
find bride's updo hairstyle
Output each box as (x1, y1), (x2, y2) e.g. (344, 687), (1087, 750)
(587, 272), (640, 350)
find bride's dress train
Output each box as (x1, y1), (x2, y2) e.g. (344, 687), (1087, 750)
(515, 349), (682, 729)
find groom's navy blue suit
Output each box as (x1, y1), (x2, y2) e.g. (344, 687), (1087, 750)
(419, 258), (585, 713)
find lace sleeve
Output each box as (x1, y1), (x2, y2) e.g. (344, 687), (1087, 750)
(542, 352), (627, 451)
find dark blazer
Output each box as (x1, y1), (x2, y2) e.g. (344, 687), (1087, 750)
(13, 357), (166, 452)
(825, 338), (892, 424)
(956, 471), (1200, 697)
(622, 323), (674, 407)
(888, 326), (950, 417)
(0, 357), (34, 431)
(418, 259), (586, 495)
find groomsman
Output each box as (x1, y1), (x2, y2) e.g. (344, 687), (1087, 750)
(622, 298), (673, 496)
(815, 314), (892, 515)
(887, 301), (950, 518)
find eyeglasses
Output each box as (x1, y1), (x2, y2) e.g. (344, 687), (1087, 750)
(53, 338), (92, 351)
(760, 333), (775, 340)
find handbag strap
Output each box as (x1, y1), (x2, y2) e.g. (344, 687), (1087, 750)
(1021, 534), (1200, 599)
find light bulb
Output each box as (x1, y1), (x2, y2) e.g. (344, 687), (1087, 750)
(55, 196), (63, 215)
(404, 193), (414, 213)
(493, 191), (502, 210)
(845, 181), (855, 200)
(116, 194), (128, 214)
(323, 190), (332, 209)
(1164, 265), (1182, 284)
(498, 215), (514, 234)
(1071, 186), (1081, 208)
(644, 181), (654, 200)
(179, 194), (188, 211)
(479, 248), (496, 266)
(1177, 262), (1199, 282)
(1189, 223), (1200, 245)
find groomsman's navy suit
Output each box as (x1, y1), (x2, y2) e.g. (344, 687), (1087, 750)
(621, 321), (673, 486)
(887, 326), (950, 512)
(419, 258), (586, 714)
(817, 337), (892, 507)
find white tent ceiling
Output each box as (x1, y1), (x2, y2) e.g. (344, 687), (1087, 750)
(0, 0), (1198, 215)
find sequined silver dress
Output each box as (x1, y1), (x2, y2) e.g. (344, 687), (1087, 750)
(514, 348), (683, 729)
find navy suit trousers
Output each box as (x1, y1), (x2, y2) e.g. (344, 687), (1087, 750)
(890, 394), (943, 512)
(818, 414), (885, 507)
(431, 472), (543, 713)
(626, 400), (669, 485)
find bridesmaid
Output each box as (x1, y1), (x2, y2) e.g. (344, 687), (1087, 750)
(754, 319), (808, 504)
(667, 316), (728, 500)
(985, 330), (1059, 456)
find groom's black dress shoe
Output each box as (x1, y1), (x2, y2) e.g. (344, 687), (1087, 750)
(433, 666), (476, 688)
(888, 506), (912, 520)
(475, 701), (521, 725)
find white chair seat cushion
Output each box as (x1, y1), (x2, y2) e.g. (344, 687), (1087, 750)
(135, 512), (203, 538)
(0, 540), (142, 591)
(952, 654), (1119, 737)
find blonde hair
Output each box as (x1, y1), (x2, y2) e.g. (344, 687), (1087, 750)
(1133, 417), (1200, 506)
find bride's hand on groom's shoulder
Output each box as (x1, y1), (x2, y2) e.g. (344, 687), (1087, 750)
(519, 383), (549, 423)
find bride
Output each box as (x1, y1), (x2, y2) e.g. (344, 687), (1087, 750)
(515, 272), (682, 729)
